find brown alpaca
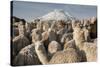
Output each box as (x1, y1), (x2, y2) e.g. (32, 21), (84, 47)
(13, 44), (41, 66)
(12, 23), (30, 60)
(61, 33), (73, 45)
(90, 17), (97, 39)
(13, 28), (43, 66)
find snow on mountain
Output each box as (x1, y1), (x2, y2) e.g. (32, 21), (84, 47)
(40, 9), (75, 21)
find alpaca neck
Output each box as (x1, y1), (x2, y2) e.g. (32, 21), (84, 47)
(73, 29), (85, 50)
(35, 41), (49, 64)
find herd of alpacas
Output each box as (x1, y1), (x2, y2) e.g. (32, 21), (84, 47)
(11, 16), (97, 66)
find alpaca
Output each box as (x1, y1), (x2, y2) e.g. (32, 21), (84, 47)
(64, 39), (76, 50)
(36, 21), (43, 32)
(90, 17), (97, 39)
(12, 23), (30, 60)
(13, 44), (41, 66)
(25, 22), (32, 41)
(67, 22), (73, 33)
(48, 41), (62, 57)
(83, 27), (91, 42)
(48, 28), (57, 42)
(41, 31), (49, 51)
(73, 20), (97, 62)
(82, 19), (92, 42)
(12, 27), (19, 39)
(63, 39), (87, 62)
(61, 33), (73, 45)
(31, 29), (42, 43)
(12, 28), (43, 65)
(73, 26), (85, 48)
(42, 22), (49, 32)
(41, 25), (58, 51)
(34, 41), (81, 65)
(56, 21), (67, 43)
(46, 21), (57, 43)
(34, 20), (87, 64)
(83, 42), (97, 62)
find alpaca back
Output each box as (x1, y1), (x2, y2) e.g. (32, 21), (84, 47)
(13, 44), (41, 65)
(49, 48), (81, 64)
(48, 41), (62, 56)
(12, 35), (30, 58)
(83, 42), (97, 62)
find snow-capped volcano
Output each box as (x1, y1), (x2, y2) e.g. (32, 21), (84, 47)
(40, 9), (75, 21)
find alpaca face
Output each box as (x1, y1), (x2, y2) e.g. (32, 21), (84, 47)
(61, 33), (73, 44)
(83, 20), (91, 31)
(32, 29), (42, 43)
(35, 41), (43, 50)
(18, 24), (26, 35)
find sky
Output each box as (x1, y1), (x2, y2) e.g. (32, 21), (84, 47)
(12, 1), (97, 22)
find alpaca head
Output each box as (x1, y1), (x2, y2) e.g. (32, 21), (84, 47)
(36, 21), (43, 31)
(61, 33), (73, 44)
(31, 29), (42, 43)
(34, 41), (44, 51)
(64, 40), (76, 50)
(83, 19), (91, 31)
(48, 41), (62, 55)
(43, 22), (49, 31)
(18, 22), (26, 35)
(72, 20), (82, 29)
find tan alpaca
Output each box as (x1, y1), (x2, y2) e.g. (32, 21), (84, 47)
(83, 42), (97, 62)
(34, 41), (81, 64)
(42, 21), (49, 31)
(42, 21), (57, 42)
(48, 41), (62, 56)
(73, 20), (97, 62)
(64, 39), (87, 62)
(64, 39), (76, 50)
(35, 41), (49, 64)
(31, 29), (42, 43)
